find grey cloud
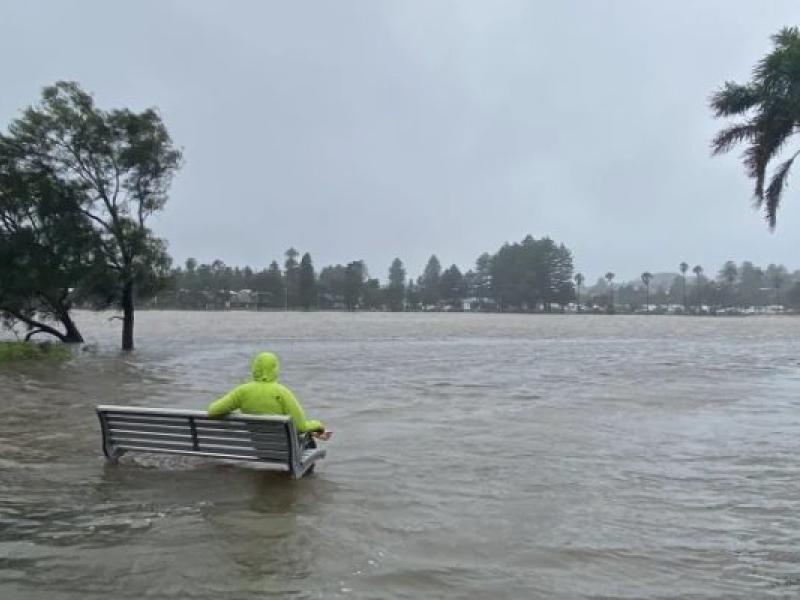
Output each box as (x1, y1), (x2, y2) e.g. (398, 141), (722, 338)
(1, 0), (798, 283)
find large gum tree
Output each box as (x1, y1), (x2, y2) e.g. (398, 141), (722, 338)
(3, 82), (182, 350)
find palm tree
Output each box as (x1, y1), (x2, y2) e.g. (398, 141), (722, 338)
(692, 265), (704, 313)
(574, 273), (584, 311)
(641, 272), (653, 313)
(679, 262), (689, 311)
(710, 27), (800, 228)
(605, 272), (615, 312)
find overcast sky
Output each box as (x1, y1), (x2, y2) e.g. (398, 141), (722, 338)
(2, 1), (798, 283)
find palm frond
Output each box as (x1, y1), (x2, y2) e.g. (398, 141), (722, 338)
(742, 113), (795, 197)
(711, 123), (757, 155)
(763, 149), (800, 229)
(709, 82), (760, 117)
(770, 27), (800, 52)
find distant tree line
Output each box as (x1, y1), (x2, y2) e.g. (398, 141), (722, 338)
(150, 235), (577, 312)
(576, 261), (800, 314)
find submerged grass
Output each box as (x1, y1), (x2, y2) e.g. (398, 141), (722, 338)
(0, 341), (71, 362)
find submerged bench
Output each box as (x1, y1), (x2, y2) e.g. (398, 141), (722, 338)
(96, 405), (325, 478)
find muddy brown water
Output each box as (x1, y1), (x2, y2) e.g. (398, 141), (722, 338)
(2, 311), (800, 599)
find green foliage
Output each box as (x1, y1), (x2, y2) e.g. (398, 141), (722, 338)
(440, 264), (465, 308)
(153, 233), (579, 314)
(0, 142), (109, 342)
(298, 253), (316, 310)
(362, 278), (382, 310)
(491, 236), (575, 311)
(0, 341), (70, 362)
(710, 27), (800, 227)
(343, 261), (366, 310)
(386, 258), (406, 311)
(405, 279), (421, 311)
(1, 81), (181, 349)
(419, 255), (442, 307)
(284, 248), (300, 308)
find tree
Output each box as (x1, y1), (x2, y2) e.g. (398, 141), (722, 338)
(405, 279), (421, 311)
(574, 273), (585, 311)
(679, 261), (689, 311)
(258, 261), (284, 308)
(440, 264), (465, 309)
(604, 272), (615, 312)
(720, 261), (738, 286)
(386, 258), (406, 311)
(719, 261), (739, 307)
(474, 253), (493, 306)
(692, 265), (704, 311)
(766, 263), (787, 306)
(542, 240), (576, 309)
(297, 252), (316, 310)
(710, 27), (800, 228)
(284, 247), (300, 308)
(489, 236), (574, 312)
(419, 255), (442, 308)
(318, 264), (346, 308)
(641, 272), (653, 312)
(787, 281), (800, 310)
(361, 278), (382, 310)
(0, 162), (103, 342)
(3, 81), (181, 349)
(343, 260), (365, 310)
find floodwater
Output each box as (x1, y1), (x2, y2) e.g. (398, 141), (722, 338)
(2, 311), (800, 599)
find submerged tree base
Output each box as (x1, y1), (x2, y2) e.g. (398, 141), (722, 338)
(0, 341), (71, 362)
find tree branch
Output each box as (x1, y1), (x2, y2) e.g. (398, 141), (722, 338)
(0, 307), (66, 342)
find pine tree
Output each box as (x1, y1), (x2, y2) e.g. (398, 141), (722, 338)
(419, 255), (442, 308)
(284, 247), (299, 308)
(298, 252), (316, 310)
(387, 258), (406, 311)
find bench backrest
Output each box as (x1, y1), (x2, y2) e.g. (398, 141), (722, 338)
(96, 405), (299, 466)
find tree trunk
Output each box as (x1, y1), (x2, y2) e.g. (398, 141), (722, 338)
(122, 280), (135, 351)
(58, 309), (84, 343)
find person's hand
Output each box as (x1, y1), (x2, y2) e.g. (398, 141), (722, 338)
(313, 430), (333, 441)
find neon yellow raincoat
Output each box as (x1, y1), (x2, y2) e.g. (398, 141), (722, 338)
(207, 352), (324, 433)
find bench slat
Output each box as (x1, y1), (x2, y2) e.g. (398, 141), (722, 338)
(107, 422), (194, 435)
(99, 405), (289, 423)
(106, 415), (194, 428)
(106, 413), (284, 429)
(194, 419), (288, 433)
(196, 425), (288, 443)
(109, 429), (192, 443)
(108, 426), (287, 446)
(111, 438), (194, 451)
(197, 438), (289, 452)
(109, 431), (289, 455)
(110, 438), (287, 460)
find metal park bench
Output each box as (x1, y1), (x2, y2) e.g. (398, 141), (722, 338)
(96, 405), (325, 478)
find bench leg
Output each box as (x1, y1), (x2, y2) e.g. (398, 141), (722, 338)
(104, 444), (126, 464)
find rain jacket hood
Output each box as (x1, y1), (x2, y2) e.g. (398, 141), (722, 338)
(208, 351), (325, 434)
(252, 352), (280, 383)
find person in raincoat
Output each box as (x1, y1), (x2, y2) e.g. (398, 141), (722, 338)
(207, 352), (331, 440)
